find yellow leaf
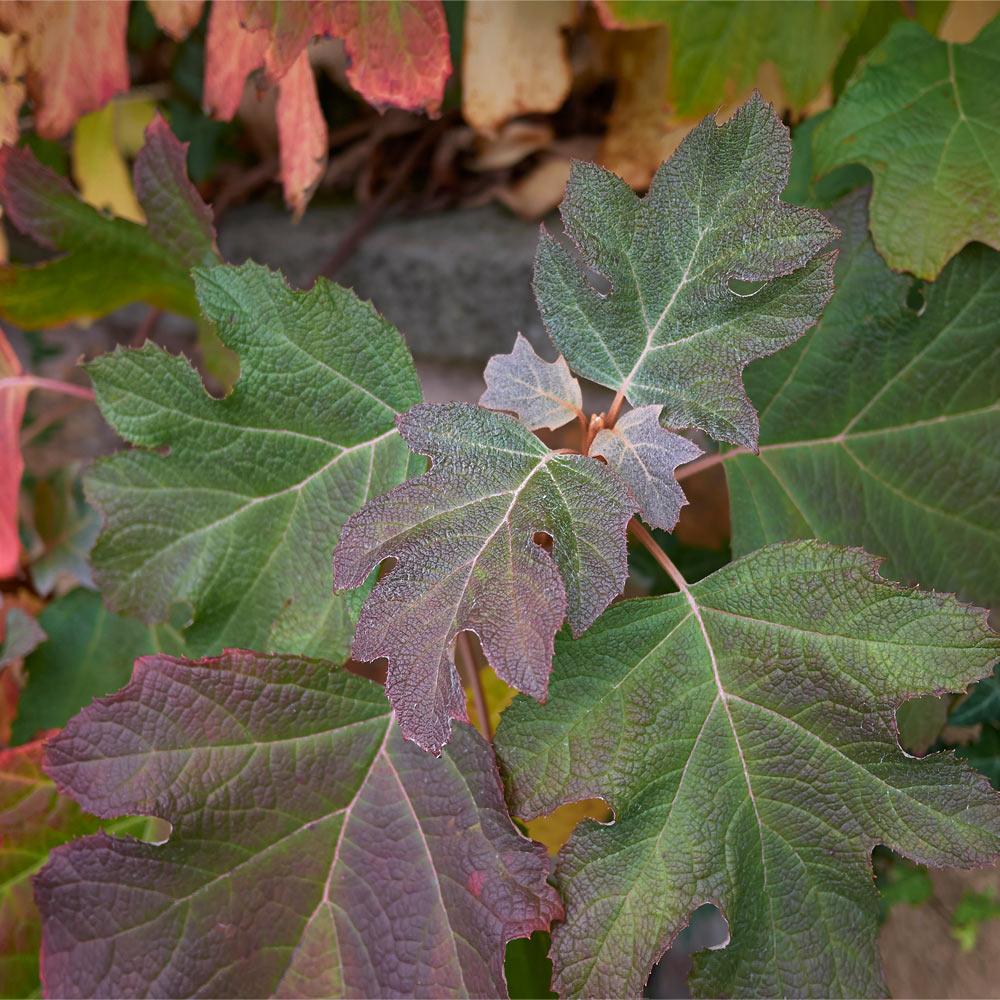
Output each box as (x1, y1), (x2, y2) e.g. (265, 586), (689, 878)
(71, 99), (156, 224)
(523, 799), (611, 855)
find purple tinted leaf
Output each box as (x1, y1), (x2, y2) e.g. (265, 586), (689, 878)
(334, 402), (634, 753)
(37, 651), (562, 998)
(481, 334), (583, 432)
(589, 405), (701, 531)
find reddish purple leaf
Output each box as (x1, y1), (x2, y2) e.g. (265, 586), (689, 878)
(36, 650), (561, 998)
(589, 405), (701, 532)
(334, 402), (634, 753)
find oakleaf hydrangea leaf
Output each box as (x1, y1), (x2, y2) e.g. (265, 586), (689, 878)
(533, 93), (837, 449)
(496, 541), (1000, 998)
(0, 739), (147, 999)
(0, 115), (218, 328)
(727, 189), (1000, 610)
(334, 402), (634, 754)
(589, 405), (701, 532)
(36, 650), (563, 998)
(86, 261), (421, 659)
(481, 333), (583, 432)
(813, 18), (1000, 280)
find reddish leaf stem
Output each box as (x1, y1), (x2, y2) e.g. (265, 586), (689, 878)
(0, 376), (95, 401)
(627, 518), (689, 594)
(675, 447), (751, 481)
(606, 389), (626, 427)
(456, 630), (492, 741)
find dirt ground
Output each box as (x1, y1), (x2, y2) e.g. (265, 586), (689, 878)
(881, 866), (1000, 999)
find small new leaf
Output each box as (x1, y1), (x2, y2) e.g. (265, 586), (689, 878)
(481, 333), (583, 431)
(534, 93), (837, 449)
(36, 651), (562, 998)
(813, 19), (1000, 280)
(335, 402), (634, 753)
(86, 262), (421, 658)
(496, 542), (1000, 998)
(589, 405), (701, 532)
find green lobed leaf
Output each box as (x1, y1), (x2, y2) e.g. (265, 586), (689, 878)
(36, 650), (562, 998)
(495, 541), (1000, 998)
(956, 727), (1000, 790)
(0, 115), (218, 328)
(726, 189), (1000, 610)
(0, 739), (147, 999)
(334, 402), (634, 754)
(813, 18), (1000, 280)
(533, 93), (837, 449)
(86, 261), (421, 658)
(11, 588), (184, 745)
(598, 1), (867, 114)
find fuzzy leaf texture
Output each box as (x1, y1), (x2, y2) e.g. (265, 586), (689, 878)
(533, 93), (837, 449)
(589, 406), (701, 532)
(727, 189), (1000, 610)
(495, 542), (1000, 998)
(597, 1), (867, 114)
(480, 334), (583, 432)
(86, 261), (421, 659)
(813, 18), (1000, 280)
(0, 115), (218, 328)
(0, 739), (147, 999)
(334, 402), (634, 753)
(36, 650), (562, 998)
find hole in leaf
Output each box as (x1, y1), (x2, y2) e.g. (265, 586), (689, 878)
(646, 903), (730, 995)
(533, 530), (554, 552)
(906, 281), (927, 316)
(727, 277), (768, 297)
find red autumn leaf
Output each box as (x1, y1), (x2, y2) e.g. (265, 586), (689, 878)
(202, 0), (269, 121)
(146, 0), (205, 42)
(0, 330), (26, 579)
(327, 0), (452, 114)
(276, 48), (328, 220)
(0, 0), (128, 139)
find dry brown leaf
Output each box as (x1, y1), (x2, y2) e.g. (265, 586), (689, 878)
(462, 0), (577, 136)
(938, 0), (1000, 42)
(0, 31), (25, 146)
(495, 154), (572, 219)
(470, 120), (555, 172)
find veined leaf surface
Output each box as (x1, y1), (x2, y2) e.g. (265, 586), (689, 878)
(813, 18), (1000, 280)
(36, 651), (562, 998)
(533, 94), (836, 449)
(335, 402), (634, 753)
(496, 541), (1000, 998)
(727, 189), (1000, 609)
(86, 262), (421, 659)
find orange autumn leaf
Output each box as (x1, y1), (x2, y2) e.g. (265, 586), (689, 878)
(276, 48), (327, 220)
(203, 0), (269, 121)
(0, 0), (128, 139)
(0, 329), (26, 579)
(0, 31), (25, 147)
(147, 0), (205, 42)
